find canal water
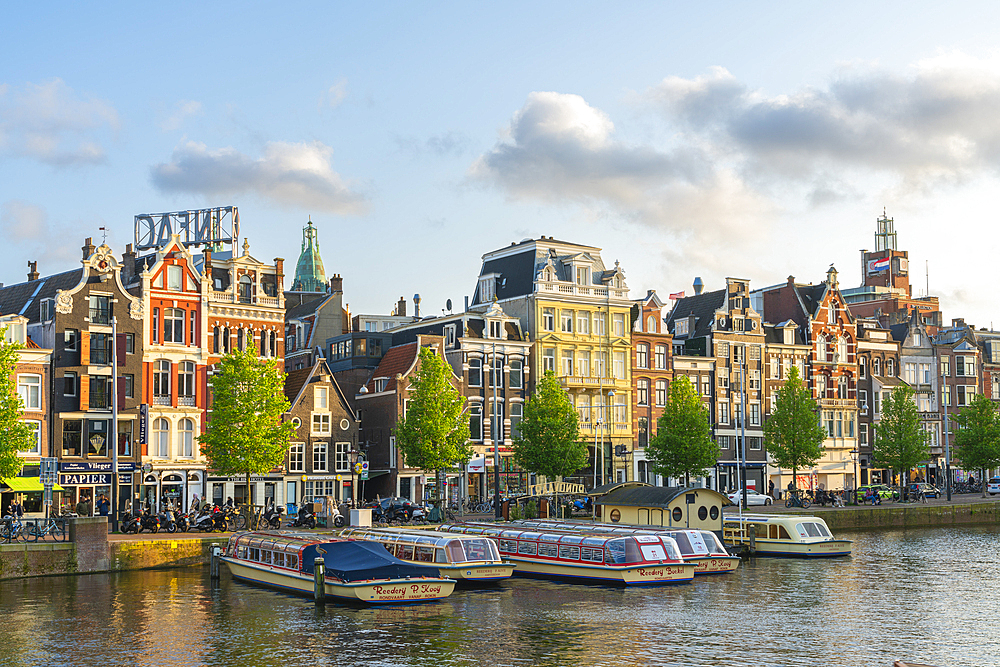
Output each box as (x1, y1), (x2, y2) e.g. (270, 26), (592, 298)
(1, 526), (996, 667)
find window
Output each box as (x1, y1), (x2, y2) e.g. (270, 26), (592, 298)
(63, 371), (78, 397)
(859, 424), (868, 446)
(675, 319), (689, 336)
(89, 376), (111, 410)
(770, 357), (779, 379)
(874, 390), (881, 413)
(189, 311), (196, 346)
(594, 352), (607, 378)
(542, 308), (555, 331)
(469, 357), (483, 386)
(90, 332), (111, 365)
(718, 435), (729, 450)
(17, 375), (41, 410)
(561, 310), (573, 333)
(239, 275), (253, 304)
(859, 356), (867, 378)
(958, 356), (975, 377)
(958, 385), (975, 406)
(313, 442), (328, 471)
(153, 360), (170, 401)
(212, 326), (220, 354)
(837, 336), (848, 363)
(489, 320), (503, 339)
(178, 418), (194, 457)
(237, 328), (246, 352)
(734, 401), (742, 426)
(315, 386), (329, 410)
(655, 345), (666, 370)
(613, 313), (625, 337)
(636, 344), (648, 369)
(312, 414), (331, 435)
(637, 379), (649, 406)
(904, 363), (916, 384)
(576, 266), (589, 285)
(509, 359), (523, 389)
(816, 375), (827, 398)
(64, 329), (79, 352)
(886, 358), (896, 377)
(124, 374), (134, 399)
(222, 327), (231, 354)
(594, 313), (607, 336)
(647, 315), (656, 333)
(860, 389), (868, 413)
(817, 335), (828, 363)
(825, 411), (834, 437)
(490, 400), (504, 441)
(288, 443), (305, 472)
(153, 418), (169, 458)
(940, 358), (950, 377)
(613, 351), (625, 379)
(717, 371), (729, 389)
(561, 350), (575, 376)
(178, 361), (195, 401)
(576, 394), (591, 424)
(490, 356), (504, 388)
(62, 420), (82, 457)
(89, 294), (110, 325)
(749, 370), (761, 390)
(542, 349), (555, 373)
(717, 342), (729, 358)
(718, 402), (729, 424)
(702, 376), (711, 396)
(749, 403), (760, 426)
(167, 265), (183, 291)
(838, 375), (849, 399)
(335, 442), (350, 472)
(920, 364), (931, 384)
(445, 325), (456, 346)
(469, 404), (482, 440)
(510, 403), (523, 439)
(872, 357), (881, 376)
(164, 308), (185, 344)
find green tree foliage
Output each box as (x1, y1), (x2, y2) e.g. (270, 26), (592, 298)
(763, 366), (825, 488)
(512, 370), (585, 508)
(395, 347), (471, 508)
(954, 393), (1000, 497)
(873, 384), (929, 497)
(646, 374), (717, 487)
(200, 348), (295, 505)
(0, 327), (34, 479)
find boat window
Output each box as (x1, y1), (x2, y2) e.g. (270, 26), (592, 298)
(447, 541), (466, 563)
(237, 546), (247, 559)
(383, 543), (394, 554)
(813, 523), (831, 537)
(753, 523), (768, 538)
(435, 548), (448, 563)
(557, 535), (585, 545)
(670, 532), (695, 555)
(498, 539), (517, 553)
(462, 538), (493, 562)
(399, 545), (415, 560)
(261, 551), (272, 565)
(521, 532), (542, 541)
(537, 542), (558, 557)
(662, 538), (683, 561)
(685, 532), (709, 555)
(581, 547), (604, 562)
(778, 525), (791, 540)
(558, 545), (581, 560)
(581, 536), (607, 547)
(274, 552), (285, 567)
(517, 541), (537, 556)
(289, 554), (298, 569)
(414, 546), (435, 562)
(605, 538), (629, 564)
(638, 542), (668, 562)
(794, 523), (818, 538)
(249, 547), (260, 561)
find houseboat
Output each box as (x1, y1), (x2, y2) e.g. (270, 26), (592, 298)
(221, 531), (457, 603)
(339, 527), (515, 584)
(722, 514), (852, 557)
(438, 523), (695, 585)
(510, 520), (740, 575)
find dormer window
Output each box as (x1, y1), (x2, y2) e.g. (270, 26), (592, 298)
(675, 319), (688, 336)
(445, 325), (456, 346)
(828, 301), (835, 322)
(489, 320), (503, 339)
(575, 266), (590, 286)
(167, 265), (183, 291)
(373, 378), (388, 392)
(478, 275), (496, 303)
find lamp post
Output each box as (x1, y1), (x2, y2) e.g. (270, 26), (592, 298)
(606, 389), (615, 486)
(850, 448), (859, 505)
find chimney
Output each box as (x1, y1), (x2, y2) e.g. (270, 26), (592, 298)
(329, 274), (343, 293)
(693, 277), (704, 295)
(464, 295), (469, 311)
(82, 237), (96, 260)
(274, 257), (284, 291)
(397, 297), (407, 317)
(787, 275), (795, 287)
(204, 248), (213, 276)
(121, 244), (136, 283)
(27, 261), (39, 281)
(414, 293), (421, 318)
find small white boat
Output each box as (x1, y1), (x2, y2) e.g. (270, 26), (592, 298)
(722, 514), (852, 557)
(510, 520), (740, 575)
(339, 527), (515, 584)
(221, 531), (456, 604)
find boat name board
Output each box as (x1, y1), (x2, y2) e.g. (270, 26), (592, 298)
(371, 582), (446, 601)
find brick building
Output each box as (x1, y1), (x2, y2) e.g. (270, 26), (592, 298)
(630, 291), (673, 485)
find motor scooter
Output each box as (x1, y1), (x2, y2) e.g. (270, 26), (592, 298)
(157, 507), (178, 533)
(138, 507), (160, 533)
(260, 504), (283, 530)
(288, 503), (316, 529)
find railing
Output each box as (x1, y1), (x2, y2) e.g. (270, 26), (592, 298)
(538, 282), (630, 300)
(178, 396), (196, 407)
(89, 391), (110, 410)
(210, 290), (281, 308)
(89, 308), (111, 325)
(153, 395), (171, 406)
(89, 347), (110, 365)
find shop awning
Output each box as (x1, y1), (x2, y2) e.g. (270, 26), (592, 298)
(2, 477), (65, 492)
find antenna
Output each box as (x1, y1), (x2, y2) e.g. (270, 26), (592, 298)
(925, 260), (929, 297)
(446, 298), (453, 312)
(99, 226), (107, 244)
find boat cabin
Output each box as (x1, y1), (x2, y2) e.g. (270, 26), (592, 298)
(595, 486), (731, 535)
(722, 514), (852, 557)
(340, 528), (501, 565)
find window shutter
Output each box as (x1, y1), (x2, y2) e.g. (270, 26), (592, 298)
(116, 333), (126, 366)
(117, 376), (126, 406)
(79, 375), (89, 411)
(80, 331), (90, 365)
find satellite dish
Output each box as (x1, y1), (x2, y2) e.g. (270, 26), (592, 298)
(446, 299), (452, 312)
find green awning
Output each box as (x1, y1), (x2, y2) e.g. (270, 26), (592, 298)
(2, 477), (64, 492)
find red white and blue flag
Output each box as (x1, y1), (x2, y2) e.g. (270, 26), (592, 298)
(669, 291), (685, 300)
(867, 257), (890, 273)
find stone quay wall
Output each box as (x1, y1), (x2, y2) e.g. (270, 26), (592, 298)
(786, 500), (1000, 531)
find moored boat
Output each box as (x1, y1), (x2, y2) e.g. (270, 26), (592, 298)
(722, 514), (852, 557)
(439, 522), (695, 585)
(339, 527), (515, 584)
(221, 531), (456, 603)
(510, 519), (740, 575)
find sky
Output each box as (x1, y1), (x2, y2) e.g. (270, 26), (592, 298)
(2, 2), (1000, 327)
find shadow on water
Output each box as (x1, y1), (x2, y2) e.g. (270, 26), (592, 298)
(2, 525), (999, 666)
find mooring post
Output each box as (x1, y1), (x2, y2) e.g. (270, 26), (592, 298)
(748, 524), (756, 555)
(314, 557), (325, 603)
(210, 543), (221, 579)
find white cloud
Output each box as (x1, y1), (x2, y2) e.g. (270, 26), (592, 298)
(150, 140), (368, 214)
(0, 200), (49, 242)
(160, 100), (203, 132)
(0, 78), (118, 166)
(321, 79), (348, 110)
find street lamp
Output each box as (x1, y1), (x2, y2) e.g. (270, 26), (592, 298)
(606, 389), (615, 486)
(850, 448), (859, 505)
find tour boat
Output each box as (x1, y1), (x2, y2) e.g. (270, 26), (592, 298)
(438, 523), (695, 585)
(221, 531), (456, 603)
(510, 519), (740, 575)
(339, 527), (515, 584)
(721, 514), (852, 557)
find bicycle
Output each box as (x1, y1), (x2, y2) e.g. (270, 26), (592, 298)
(27, 517), (68, 542)
(785, 493), (811, 509)
(0, 517), (28, 543)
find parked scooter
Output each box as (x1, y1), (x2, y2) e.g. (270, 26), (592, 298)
(157, 507), (178, 533)
(330, 503), (347, 529)
(174, 511), (190, 533)
(138, 507), (160, 534)
(121, 510), (141, 534)
(259, 503), (283, 530)
(288, 503), (316, 529)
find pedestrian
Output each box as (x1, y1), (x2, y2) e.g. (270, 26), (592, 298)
(96, 494), (110, 517)
(8, 497), (23, 519)
(75, 496), (88, 517)
(226, 496), (234, 508)
(191, 494), (200, 512)
(768, 479), (775, 499)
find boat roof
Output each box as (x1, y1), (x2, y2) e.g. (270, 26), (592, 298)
(300, 540), (443, 582)
(723, 514), (830, 524)
(512, 520), (715, 536)
(340, 527), (479, 547)
(441, 522), (648, 546)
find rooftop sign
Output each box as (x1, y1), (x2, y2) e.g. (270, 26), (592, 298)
(134, 206), (240, 251)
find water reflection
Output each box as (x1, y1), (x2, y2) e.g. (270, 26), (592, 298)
(1, 526), (998, 666)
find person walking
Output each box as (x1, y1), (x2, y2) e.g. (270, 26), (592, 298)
(75, 495), (90, 517)
(8, 497), (24, 519)
(768, 479), (775, 500)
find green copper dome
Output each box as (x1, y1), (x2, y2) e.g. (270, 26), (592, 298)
(291, 218), (327, 292)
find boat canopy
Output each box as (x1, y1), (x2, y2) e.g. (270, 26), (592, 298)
(341, 528), (501, 564)
(300, 541), (442, 582)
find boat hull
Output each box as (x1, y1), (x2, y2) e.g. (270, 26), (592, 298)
(748, 539), (853, 558)
(505, 556), (694, 585)
(437, 562), (516, 583)
(221, 557), (456, 603)
(688, 555), (742, 574)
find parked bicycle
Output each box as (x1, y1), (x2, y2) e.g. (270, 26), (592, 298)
(785, 492), (811, 509)
(27, 517), (68, 542)
(1, 516), (28, 543)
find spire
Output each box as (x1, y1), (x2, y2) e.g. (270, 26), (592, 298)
(291, 218), (327, 292)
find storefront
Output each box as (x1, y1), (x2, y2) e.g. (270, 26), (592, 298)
(1, 476), (65, 516)
(58, 461), (136, 515)
(205, 474), (285, 509)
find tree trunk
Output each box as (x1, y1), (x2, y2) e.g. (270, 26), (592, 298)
(983, 468), (988, 498)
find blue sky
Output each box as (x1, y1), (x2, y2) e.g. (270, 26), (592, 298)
(3, 2), (1000, 325)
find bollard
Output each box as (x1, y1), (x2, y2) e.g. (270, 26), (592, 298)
(313, 557), (325, 603)
(210, 543), (221, 579)
(748, 524), (756, 555)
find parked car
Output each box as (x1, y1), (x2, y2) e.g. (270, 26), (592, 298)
(726, 489), (772, 506)
(987, 477), (1000, 496)
(362, 497), (426, 521)
(908, 482), (941, 499)
(856, 484), (898, 503)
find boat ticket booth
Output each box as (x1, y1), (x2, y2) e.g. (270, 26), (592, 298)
(596, 485), (731, 538)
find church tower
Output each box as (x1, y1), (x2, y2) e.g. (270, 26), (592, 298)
(291, 218), (326, 292)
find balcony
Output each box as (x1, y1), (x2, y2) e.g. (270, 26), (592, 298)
(153, 395), (171, 406)
(178, 396), (196, 407)
(89, 307), (111, 325)
(210, 290), (281, 308)
(89, 346), (110, 365)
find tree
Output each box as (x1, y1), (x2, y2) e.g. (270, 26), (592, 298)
(0, 327), (34, 479)
(954, 393), (1000, 498)
(512, 370), (585, 513)
(646, 374), (717, 487)
(395, 346), (471, 512)
(763, 366), (825, 493)
(200, 348), (295, 511)
(873, 384), (929, 499)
